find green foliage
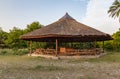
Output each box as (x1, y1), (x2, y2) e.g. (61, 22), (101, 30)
(3, 21), (43, 49)
(24, 21), (43, 33)
(112, 30), (120, 51)
(0, 27), (8, 48)
(108, 0), (120, 22)
(5, 27), (26, 48)
(97, 29), (120, 51)
(0, 49), (29, 56)
(12, 49), (29, 55)
(104, 41), (113, 51)
(60, 42), (94, 49)
(0, 49), (12, 55)
(0, 50), (7, 55)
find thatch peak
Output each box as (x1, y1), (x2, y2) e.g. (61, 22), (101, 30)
(59, 13), (75, 20)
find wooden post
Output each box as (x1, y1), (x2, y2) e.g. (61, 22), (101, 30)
(30, 40), (32, 56)
(56, 39), (58, 56)
(103, 41), (104, 53)
(94, 40), (96, 48)
(94, 40), (96, 55)
(89, 42), (92, 49)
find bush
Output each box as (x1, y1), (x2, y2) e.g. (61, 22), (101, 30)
(104, 41), (113, 51)
(13, 49), (29, 56)
(0, 49), (13, 55)
(0, 49), (29, 56)
(0, 50), (7, 55)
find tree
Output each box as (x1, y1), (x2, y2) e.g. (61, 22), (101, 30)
(108, 0), (120, 22)
(23, 21), (44, 49)
(5, 27), (26, 48)
(5, 22), (43, 48)
(101, 29), (120, 51)
(112, 29), (120, 51)
(0, 27), (4, 45)
(24, 21), (43, 33)
(0, 27), (8, 48)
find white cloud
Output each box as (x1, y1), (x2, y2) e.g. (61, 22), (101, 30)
(82, 0), (119, 34)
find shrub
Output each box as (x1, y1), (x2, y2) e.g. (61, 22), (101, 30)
(13, 49), (29, 56)
(0, 50), (7, 55)
(104, 41), (113, 51)
(0, 49), (29, 56)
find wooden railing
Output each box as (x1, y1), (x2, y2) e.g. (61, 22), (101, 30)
(34, 48), (103, 56)
(34, 48), (55, 55)
(60, 47), (103, 56)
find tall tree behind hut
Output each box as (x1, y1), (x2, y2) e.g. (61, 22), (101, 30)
(24, 21), (43, 33)
(108, 0), (120, 22)
(5, 22), (43, 48)
(0, 27), (8, 48)
(24, 21), (44, 49)
(5, 27), (25, 48)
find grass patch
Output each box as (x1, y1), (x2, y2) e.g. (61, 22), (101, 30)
(0, 55), (45, 63)
(88, 52), (120, 62)
(68, 52), (120, 63)
(32, 64), (64, 71)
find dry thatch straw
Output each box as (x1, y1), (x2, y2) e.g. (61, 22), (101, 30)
(20, 13), (112, 42)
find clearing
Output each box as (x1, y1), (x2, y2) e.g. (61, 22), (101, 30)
(0, 52), (120, 79)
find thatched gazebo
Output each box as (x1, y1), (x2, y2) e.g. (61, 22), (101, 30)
(21, 13), (112, 56)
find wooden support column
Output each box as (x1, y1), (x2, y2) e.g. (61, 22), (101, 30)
(55, 39), (58, 56)
(103, 41), (104, 53)
(30, 40), (32, 56)
(94, 40), (96, 55)
(94, 40), (96, 49)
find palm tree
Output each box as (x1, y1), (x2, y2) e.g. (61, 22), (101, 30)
(108, 0), (120, 22)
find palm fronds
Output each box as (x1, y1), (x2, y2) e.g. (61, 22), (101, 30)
(108, 0), (120, 22)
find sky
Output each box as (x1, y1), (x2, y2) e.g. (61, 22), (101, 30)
(0, 0), (119, 34)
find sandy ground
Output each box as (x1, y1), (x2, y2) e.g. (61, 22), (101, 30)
(0, 56), (120, 79)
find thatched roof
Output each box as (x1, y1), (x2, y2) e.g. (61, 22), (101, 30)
(21, 13), (112, 42)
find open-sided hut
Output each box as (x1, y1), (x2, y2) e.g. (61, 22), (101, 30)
(20, 13), (112, 56)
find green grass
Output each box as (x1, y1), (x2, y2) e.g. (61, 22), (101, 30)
(88, 52), (120, 62)
(0, 50), (120, 62)
(0, 55), (64, 71)
(32, 64), (64, 71)
(68, 52), (120, 63)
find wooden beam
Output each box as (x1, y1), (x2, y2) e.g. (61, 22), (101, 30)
(56, 39), (58, 56)
(30, 40), (32, 56)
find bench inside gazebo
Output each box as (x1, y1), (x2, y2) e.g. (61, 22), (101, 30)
(20, 13), (112, 58)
